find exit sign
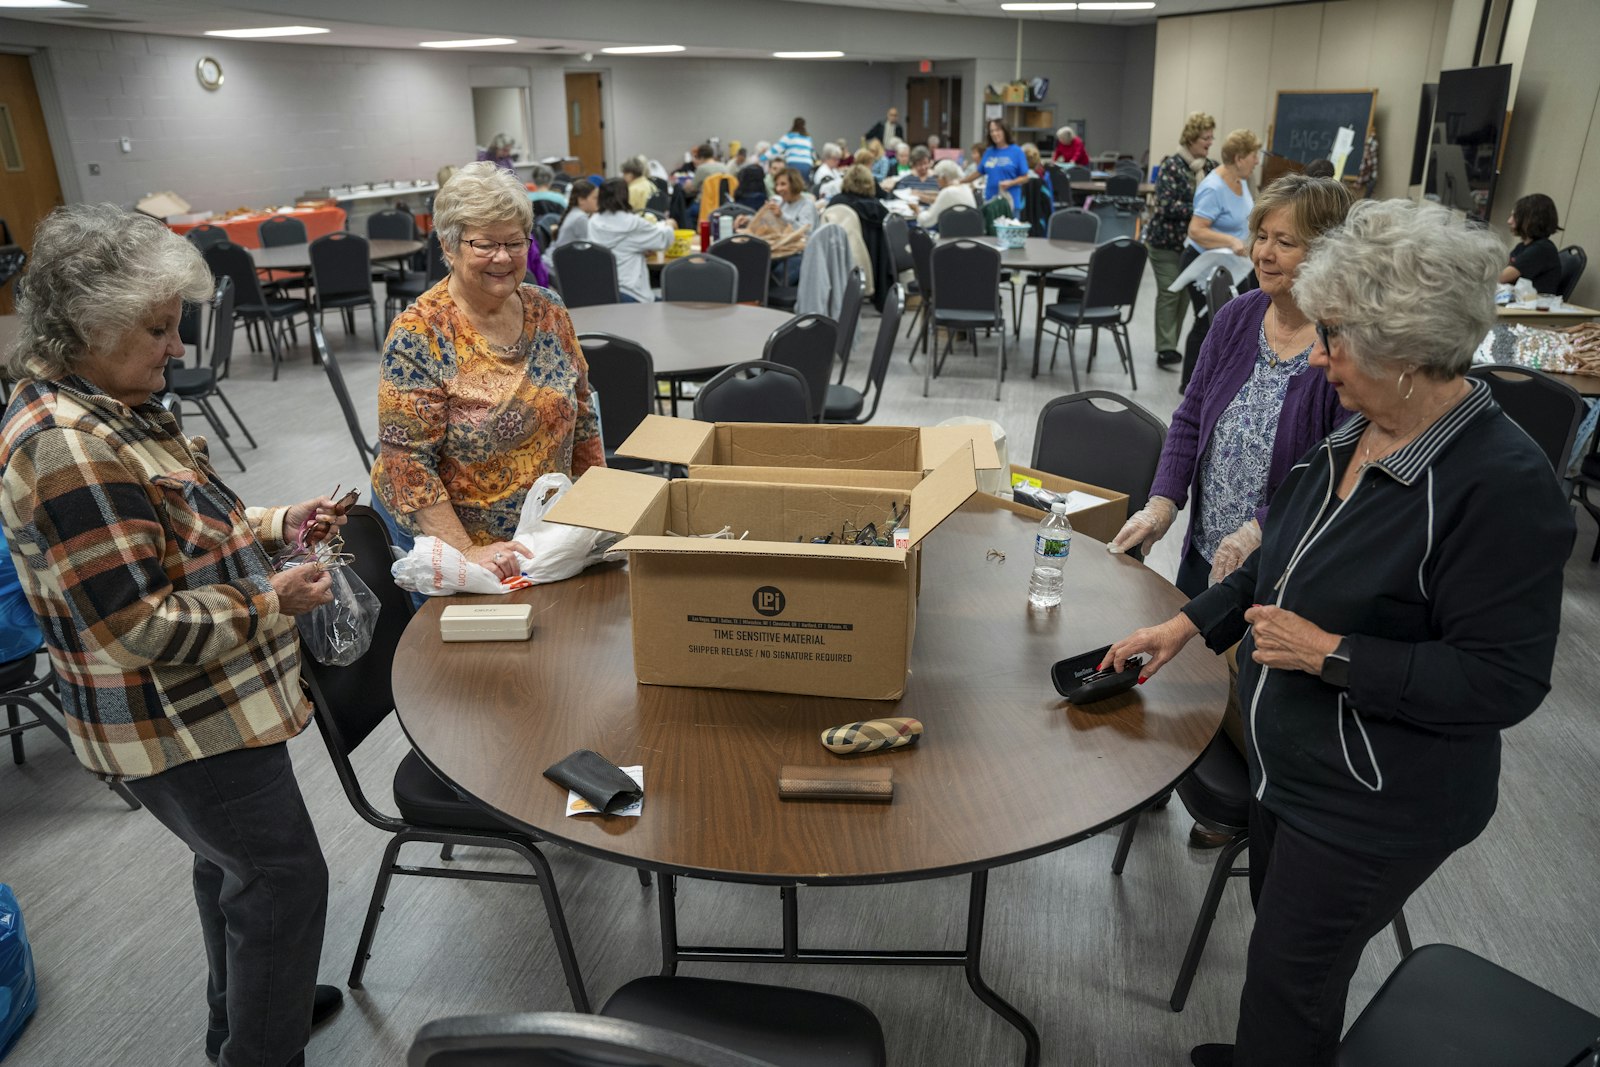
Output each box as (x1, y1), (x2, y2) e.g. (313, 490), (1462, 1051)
(919, 60), (932, 73)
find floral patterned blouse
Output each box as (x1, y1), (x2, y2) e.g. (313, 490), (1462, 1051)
(1145, 152), (1219, 252)
(371, 280), (604, 546)
(1194, 326), (1313, 562)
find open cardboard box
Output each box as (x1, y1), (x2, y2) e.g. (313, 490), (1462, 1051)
(616, 415), (1001, 483)
(545, 444), (978, 700)
(992, 463), (1129, 545)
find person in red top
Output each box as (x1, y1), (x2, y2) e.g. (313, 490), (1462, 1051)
(1052, 124), (1091, 167)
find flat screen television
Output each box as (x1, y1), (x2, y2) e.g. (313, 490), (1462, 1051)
(1424, 64), (1512, 221)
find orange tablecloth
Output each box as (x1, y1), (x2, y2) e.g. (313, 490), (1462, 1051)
(169, 207), (347, 248)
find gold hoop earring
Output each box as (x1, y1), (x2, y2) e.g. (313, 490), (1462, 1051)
(1397, 370), (1415, 401)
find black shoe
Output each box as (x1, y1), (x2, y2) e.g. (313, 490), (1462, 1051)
(1189, 821), (1233, 849)
(1190, 1043), (1235, 1067)
(1157, 349), (1183, 367)
(206, 984), (344, 1062)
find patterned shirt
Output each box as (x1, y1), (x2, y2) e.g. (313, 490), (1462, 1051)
(1145, 152), (1218, 251)
(1195, 327), (1313, 561)
(0, 377), (305, 782)
(372, 280), (604, 546)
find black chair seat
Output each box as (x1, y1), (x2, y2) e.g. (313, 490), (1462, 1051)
(393, 750), (510, 833)
(1581, 452), (1600, 480)
(238, 296), (309, 318)
(1044, 302), (1120, 325)
(0, 654), (37, 690)
(387, 275), (429, 301)
(769, 284), (799, 310)
(602, 976), (886, 1067)
(165, 366), (217, 395)
(932, 307), (1000, 325)
(319, 292), (373, 311)
(824, 382), (865, 421)
(1175, 731), (1250, 831)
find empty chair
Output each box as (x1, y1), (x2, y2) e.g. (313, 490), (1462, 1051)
(709, 234), (771, 305)
(661, 254), (738, 303)
(576, 332), (655, 469)
(1466, 364), (1586, 478)
(905, 226), (935, 361)
(1040, 237), (1148, 389)
(258, 215), (308, 247)
(309, 231), (380, 351)
(184, 224), (228, 252)
(1206, 265), (1236, 325)
(882, 214), (915, 277)
(552, 242), (620, 308)
(1033, 390), (1166, 518)
(203, 240), (311, 380)
(693, 360), (812, 423)
(310, 323), (376, 469)
(833, 267), (865, 382)
(1047, 207), (1100, 244)
(1556, 244), (1587, 302)
(762, 313), (838, 421)
(366, 208), (416, 242)
(937, 204), (984, 237)
(167, 277), (256, 471)
(825, 283), (902, 423)
(926, 239), (1006, 401)
(384, 231), (446, 331)
(1088, 198), (1139, 244)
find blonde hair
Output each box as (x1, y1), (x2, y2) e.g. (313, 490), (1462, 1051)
(1179, 112), (1216, 150)
(1247, 174), (1354, 244)
(840, 164), (877, 197)
(854, 146), (878, 168)
(1022, 143), (1042, 169)
(1220, 129), (1262, 165)
(432, 161), (535, 252)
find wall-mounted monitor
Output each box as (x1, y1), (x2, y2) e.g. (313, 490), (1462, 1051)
(1424, 64), (1512, 221)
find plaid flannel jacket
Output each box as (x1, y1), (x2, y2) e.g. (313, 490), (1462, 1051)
(0, 376), (308, 782)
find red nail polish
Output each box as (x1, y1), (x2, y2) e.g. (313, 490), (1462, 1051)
(1137, 675), (1147, 685)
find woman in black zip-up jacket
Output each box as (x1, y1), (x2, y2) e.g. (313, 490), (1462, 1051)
(1105, 199), (1575, 1067)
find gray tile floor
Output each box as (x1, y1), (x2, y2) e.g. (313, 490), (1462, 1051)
(3, 272), (1598, 1066)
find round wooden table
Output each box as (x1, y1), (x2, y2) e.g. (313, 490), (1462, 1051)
(247, 238), (423, 272)
(393, 496), (1226, 1064)
(936, 236), (1097, 379)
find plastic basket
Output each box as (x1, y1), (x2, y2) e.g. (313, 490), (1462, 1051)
(995, 223), (1029, 250)
(667, 230), (696, 258)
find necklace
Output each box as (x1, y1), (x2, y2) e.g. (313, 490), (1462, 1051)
(1357, 384), (1466, 465)
(1267, 305), (1313, 366)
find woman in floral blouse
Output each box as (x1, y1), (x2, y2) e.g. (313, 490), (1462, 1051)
(372, 162), (604, 581)
(1147, 112), (1219, 369)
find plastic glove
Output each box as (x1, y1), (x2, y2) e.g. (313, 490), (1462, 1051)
(1209, 519), (1262, 583)
(1107, 496), (1177, 555)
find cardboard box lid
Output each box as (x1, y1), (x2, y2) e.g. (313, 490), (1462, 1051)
(541, 466), (669, 537)
(137, 191), (192, 217)
(614, 415), (1000, 472)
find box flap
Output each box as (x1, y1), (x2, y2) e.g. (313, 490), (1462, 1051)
(906, 442), (978, 548)
(540, 467), (669, 535)
(612, 534), (906, 564)
(615, 414), (714, 465)
(920, 425), (1001, 471)
(687, 465), (925, 491)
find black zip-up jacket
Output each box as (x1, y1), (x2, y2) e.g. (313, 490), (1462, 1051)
(1182, 380), (1574, 858)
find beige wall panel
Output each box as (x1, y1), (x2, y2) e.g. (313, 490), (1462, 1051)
(1366, 0), (1449, 198)
(1223, 10), (1275, 146)
(1314, 0), (1379, 89)
(1559, 92), (1600, 308)
(1148, 17), (1192, 158)
(1263, 4), (1329, 152)
(1184, 12), (1234, 125)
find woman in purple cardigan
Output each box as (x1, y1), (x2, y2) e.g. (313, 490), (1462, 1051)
(1110, 175), (1355, 597)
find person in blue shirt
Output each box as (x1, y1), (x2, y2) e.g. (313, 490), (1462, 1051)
(1178, 128), (1262, 388)
(0, 526), (42, 665)
(966, 118), (1031, 213)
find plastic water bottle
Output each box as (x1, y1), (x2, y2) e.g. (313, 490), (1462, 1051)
(1028, 503), (1072, 609)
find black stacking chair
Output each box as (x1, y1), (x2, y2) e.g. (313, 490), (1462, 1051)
(408, 977), (886, 1067)
(1036, 208), (1100, 306)
(577, 332), (655, 470)
(1040, 237), (1147, 390)
(883, 214), (915, 277)
(303, 506), (647, 1013)
(310, 324), (376, 469)
(762, 314), (838, 422)
(384, 232), (446, 332)
(825, 284), (901, 424)
(184, 224), (228, 252)
(905, 226), (935, 362)
(552, 242), (620, 308)
(926, 239), (1006, 400)
(309, 231), (380, 350)
(1466, 364), (1585, 481)
(1556, 245), (1587, 302)
(1032, 390), (1166, 520)
(167, 277), (255, 471)
(367, 208), (419, 287)
(833, 268), (865, 383)
(0, 653), (140, 811)
(709, 234), (771, 305)
(661, 254), (738, 303)
(938, 204), (984, 237)
(693, 361), (812, 423)
(258, 215), (311, 300)
(203, 240), (311, 380)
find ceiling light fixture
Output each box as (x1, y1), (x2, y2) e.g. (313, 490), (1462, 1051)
(0, 1), (88, 9)
(1000, 3), (1077, 9)
(1077, 2), (1156, 8)
(600, 44), (685, 54)
(773, 51), (846, 58)
(419, 37), (518, 48)
(204, 26), (330, 39)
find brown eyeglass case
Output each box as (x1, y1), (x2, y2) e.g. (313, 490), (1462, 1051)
(778, 764), (894, 802)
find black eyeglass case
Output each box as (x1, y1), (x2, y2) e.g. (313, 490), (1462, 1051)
(1051, 644), (1146, 705)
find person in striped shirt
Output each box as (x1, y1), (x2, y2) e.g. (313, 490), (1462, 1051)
(769, 117), (816, 184)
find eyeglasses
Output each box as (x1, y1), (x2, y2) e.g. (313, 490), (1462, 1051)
(1315, 321), (1343, 352)
(462, 237), (531, 257)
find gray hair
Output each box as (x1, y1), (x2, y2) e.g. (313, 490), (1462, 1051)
(627, 153), (649, 175)
(909, 145), (932, 165)
(6, 203), (211, 381)
(1293, 198), (1503, 380)
(528, 163), (554, 187)
(433, 161), (535, 253)
(932, 159), (963, 183)
(821, 143), (843, 161)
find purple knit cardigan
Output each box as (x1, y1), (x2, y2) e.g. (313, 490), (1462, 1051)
(1148, 288), (1351, 558)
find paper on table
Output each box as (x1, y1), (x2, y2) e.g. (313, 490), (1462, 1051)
(1167, 248), (1253, 292)
(1330, 126), (1356, 180)
(893, 188), (920, 203)
(1060, 490), (1111, 515)
(566, 765), (644, 817)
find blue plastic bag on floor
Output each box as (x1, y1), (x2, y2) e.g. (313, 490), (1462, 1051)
(0, 884), (37, 1060)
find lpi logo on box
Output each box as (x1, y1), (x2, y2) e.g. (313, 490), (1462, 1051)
(752, 586), (786, 617)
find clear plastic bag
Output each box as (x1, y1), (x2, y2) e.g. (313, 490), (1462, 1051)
(295, 562), (380, 666)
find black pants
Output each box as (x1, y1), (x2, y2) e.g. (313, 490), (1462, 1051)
(1234, 800), (1448, 1067)
(127, 742), (329, 1067)
(1175, 542), (1211, 599)
(1178, 245), (1256, 391)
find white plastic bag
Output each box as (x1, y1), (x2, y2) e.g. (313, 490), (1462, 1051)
(391, 537), (506, 596)
(296, 563), (381, 665)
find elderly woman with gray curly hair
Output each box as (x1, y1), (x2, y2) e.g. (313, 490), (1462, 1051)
(371, 160), (603, 580)
(1102, 199), (1574, 1067)
(0, 203), (351, 1066)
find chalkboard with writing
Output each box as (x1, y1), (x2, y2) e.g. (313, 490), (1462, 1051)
(1269, 90), (1378, 171)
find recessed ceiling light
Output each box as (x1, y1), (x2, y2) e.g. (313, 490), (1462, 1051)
(600, 44), (685, 54)
(204, 26), (329, 39)
(419, 37), (518, 48)
(773, 51), (846, 59)
(0, 1), (87, 8)
(1000, 2), (1076, 9)
(1077, 2), (1155, 8)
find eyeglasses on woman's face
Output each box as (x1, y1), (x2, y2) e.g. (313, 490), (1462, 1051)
(462, 237), (531, 258)
(1315, 321), (1342, 352)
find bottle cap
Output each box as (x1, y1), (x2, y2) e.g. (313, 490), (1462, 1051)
(1051, 502), (1068, 514)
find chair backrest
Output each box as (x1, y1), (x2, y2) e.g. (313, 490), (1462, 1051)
(551, 242), (620, 308)
(1112, 162), (1143, 182)
(311, 322), (377, 468)
(425, 231), (449, 283)
(693, 360), (813, 424)
(708, 234), (771, 305)
(938, 204), (984, 238)
(179, 282), (209, 348)
(1032, 390), (1168, 516)
(1206, 267), (1236, 323)
(1081, 238), (1147, 318)
(710, 203), (755, 223)
(853, 283), (904, 423)
(1466, 364), (1586, 476)
(576, 332), (655, 453)
(929, 239), (1002, 317)
(882, 214), (914, 275)
(1064, 165), (1092, 183)
(762, 314), (838, 422)
(202, 241), (270, 310)
(185, 224), (228, 252)
(258, 215), (309, 248)
(908, 225), (935, 301)
(407, 1011), (773, 1067)
(309, 231), (374, 300)
(661, 254), (738, 303)
(532, 215), (558, 254)
(1088, 201), (1139, 243)
(208, 276), (236, 373)
(367, 209), (416, 242)
(530, 198), (564, 219)
(834, 267), (864, 365)
(1047, 208), (1099, 244)
(1556, 245), (1586, 302)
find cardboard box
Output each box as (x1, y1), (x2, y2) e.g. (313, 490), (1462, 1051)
(1020, 108), (1054, 130)
(616, 415), (1001, 482)
(137, 191), (193, 221)
(1001, 83), (1028, 104)
(992, 464), (1129, 545)
(545, 446), (978, 700)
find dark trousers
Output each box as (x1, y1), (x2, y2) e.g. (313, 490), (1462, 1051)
(1175, 541), (1211, 599)
(1235, 800), (1447, 1067)
(127, 742), (329, 1067)
(1178, 245), (1256, 390)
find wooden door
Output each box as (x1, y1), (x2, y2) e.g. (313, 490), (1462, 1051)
(564, 72), (605, 176)
(0, 54), (64, 314)
(906, 77), (941, 145)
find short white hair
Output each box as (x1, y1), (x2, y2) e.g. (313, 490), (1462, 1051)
(433, 161), (535, 252)
(821, 143), (843, 161)
(932, 159), (963, 183)
(1294, 199), (1504, 380)
(1056, 125), (1076, 142)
